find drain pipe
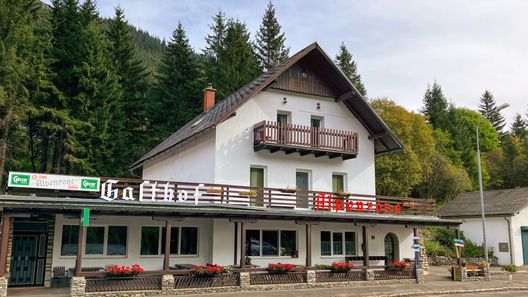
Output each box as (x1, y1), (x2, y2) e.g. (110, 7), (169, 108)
(504, 216), (514, 265)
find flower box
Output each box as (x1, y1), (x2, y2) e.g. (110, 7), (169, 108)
(329, 261), (354, 273)
(106, 264), (144, 278)
(389, 261), (407, 271)
(239, 191), (257, 197)
(268, 262), (294, 273)
(193, 264), (224, 277)
(279, 188), (296, 193)
(205, 188), (224, 194)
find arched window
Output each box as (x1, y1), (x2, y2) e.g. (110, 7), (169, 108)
(384, 233), (399, 264)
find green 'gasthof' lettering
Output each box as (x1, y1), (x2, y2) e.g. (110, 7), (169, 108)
(11, 174), (30, 186)
(81, 178), (99, 190)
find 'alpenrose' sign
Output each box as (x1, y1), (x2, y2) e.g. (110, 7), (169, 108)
(8, 172), (100, 192)
(314, 194), (401, 215)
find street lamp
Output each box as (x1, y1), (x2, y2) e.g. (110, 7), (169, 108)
(477, 102), (509, 266)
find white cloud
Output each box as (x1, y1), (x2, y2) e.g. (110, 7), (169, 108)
(42, 0), (528, 126)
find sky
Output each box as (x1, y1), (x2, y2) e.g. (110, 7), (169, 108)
(46, 0), (528, 126)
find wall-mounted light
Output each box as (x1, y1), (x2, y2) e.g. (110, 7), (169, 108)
(301, 71), (308, 78)
(316, 102), (321, 109)
(283, 97), (287, 104)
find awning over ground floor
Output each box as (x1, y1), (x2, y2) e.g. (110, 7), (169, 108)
(0, 195), (461, 227)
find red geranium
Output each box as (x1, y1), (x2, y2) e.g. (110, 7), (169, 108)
(330, 261), (354, 272)
(193, 264), (224, 277)
(267, 262), (295, 272)
(390, 261), (407, 270)
(106, 264), (144, 277)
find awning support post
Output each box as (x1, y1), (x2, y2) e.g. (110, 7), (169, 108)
(0, 215), (11, 277)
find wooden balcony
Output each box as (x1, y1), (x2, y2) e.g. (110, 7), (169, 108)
(253, 121), (358, 160)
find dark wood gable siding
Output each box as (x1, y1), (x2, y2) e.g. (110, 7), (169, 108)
(269, 61), (337, 98)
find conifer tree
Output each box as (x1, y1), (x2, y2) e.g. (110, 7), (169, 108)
(49, 0), (122, 175)
(335, 42), (366, 97)
(203, 11), (228, 96)
(214, 20), (262, 99)
(204, 10), (227, 60)
(255, 1), (289, 70)
(478, 90), (506, 135)
(107, 7), (149, 174)
(0, 0), (59, 185)
(421, 81), (449, 129)
(511, 113), (528, 140)
(152, 23), (201, 142)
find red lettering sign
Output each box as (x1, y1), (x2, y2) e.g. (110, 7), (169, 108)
(314, 193), (400, 215)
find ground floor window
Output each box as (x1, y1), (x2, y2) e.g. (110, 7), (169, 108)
(246, 229), (297, 257)
(140, 226), (198, 256)
(61, 225), (128, 256)
(321, 231), (356, 256)
(61, 225), (79, 256)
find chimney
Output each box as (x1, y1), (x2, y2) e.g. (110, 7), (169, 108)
(203, 83), (216, 112)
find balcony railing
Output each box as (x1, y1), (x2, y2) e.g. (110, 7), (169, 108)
(8, 177), (434, 216)
(253, 121), (358, 159)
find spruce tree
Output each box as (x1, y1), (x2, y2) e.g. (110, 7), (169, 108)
(152, 23), (201, 142)
(203, 10), (227, 96)
(335, 42), (367, 97)
(421, 81), (449, 129)
(49, 0), (122, 175)
(215, 20), (262, 99)
(478, 90), (506, 135)
(511, 113), (528, 140)
(255, 1), (289, 70)
(0, 0), (60, 185)
(107, 7), (149, 174)
(204, 10), (227, 60)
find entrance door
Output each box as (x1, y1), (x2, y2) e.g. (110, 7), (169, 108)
(277, 113), (289, 144)
(296, 171), (310, 208)
(522, 227), (528, 265)
(250, 167), (265, 206)
(9, 234), (47, 286)
(310, 118), (321, 147)
(384, 233), (398, 264)
(9, 221), (48, 287)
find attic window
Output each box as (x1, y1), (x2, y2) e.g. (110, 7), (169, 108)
(191, 118), (203, 128)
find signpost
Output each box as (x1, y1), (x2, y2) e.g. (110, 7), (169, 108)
(81, 208), (90, 227)
(8, 172), (100, 192)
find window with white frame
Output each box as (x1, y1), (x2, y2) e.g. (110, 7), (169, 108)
(60, 225), (128, 256)
(332, 173), (346, 193)
(245, 229), (297, 257)
(321, 231), (356, 256)
(140, 226), (198, 256)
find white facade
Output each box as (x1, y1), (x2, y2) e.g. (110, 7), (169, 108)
(51, 214), (413, 271)
(143, 89), (375, 195)
(460, 209), (528, 266)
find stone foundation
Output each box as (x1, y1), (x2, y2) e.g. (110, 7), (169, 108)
(0, 277), (7, 297)
(416, 268), (424, 284)
(71, 276), (86, 297)
(430, 256), (498, 266)
(454, 267), (491, 282)
(79, 272), (417, 297)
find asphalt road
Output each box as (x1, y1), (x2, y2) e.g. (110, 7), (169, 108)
(432, 291), (528, 297)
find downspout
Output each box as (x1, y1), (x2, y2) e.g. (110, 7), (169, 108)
(504, 216), (514, 265)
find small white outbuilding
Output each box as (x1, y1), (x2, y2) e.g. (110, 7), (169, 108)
(438, 188), (528, 266)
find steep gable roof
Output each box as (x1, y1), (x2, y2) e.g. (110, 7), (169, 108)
(438, 187), (528, 218)
(131, 42), (403, 169)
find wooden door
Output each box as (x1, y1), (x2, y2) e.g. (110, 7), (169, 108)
(296, 171), (310, 208)
(250, 167), (265, 206)
(310, 118), (321, 147)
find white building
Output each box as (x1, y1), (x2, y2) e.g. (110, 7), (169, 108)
(439, 187), (528, 266)
(0, 43), (459, 293)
